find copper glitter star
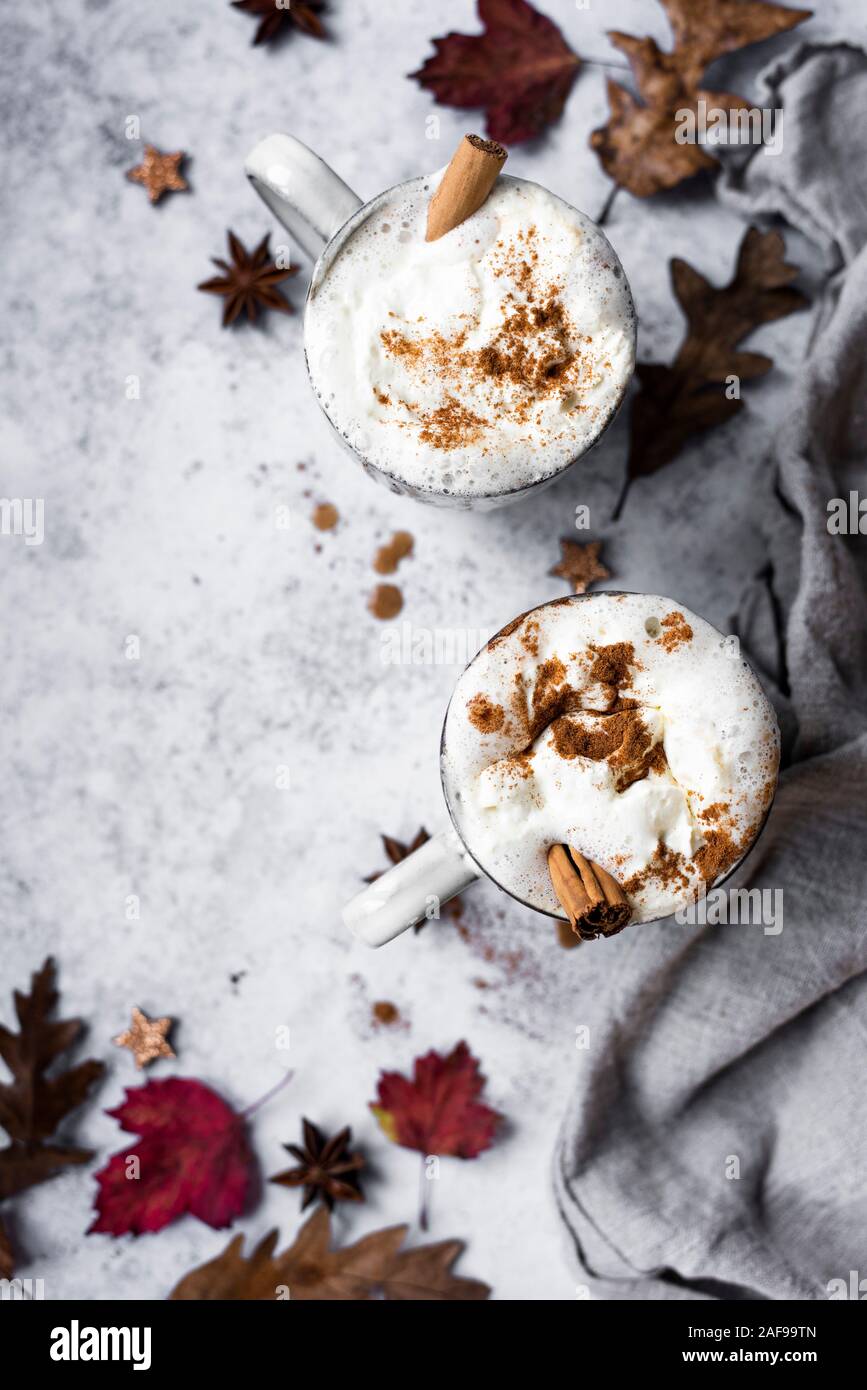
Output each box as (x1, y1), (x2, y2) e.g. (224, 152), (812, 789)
(549, 539), (611, 594)
(114, 1007), (175, 1069)
(126, 145), (188, 204)
(198, 230), (298, 327)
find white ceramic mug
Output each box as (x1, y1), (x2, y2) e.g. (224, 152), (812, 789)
(340, 593), (778, 948)
(245, 133), (635, 509)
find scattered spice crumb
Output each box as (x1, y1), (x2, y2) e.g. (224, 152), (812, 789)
(312, 502), (339, 531)
(368, 583), (403, 620)
(372, 1001), (400, 1027)
(374, 530), (414, 574)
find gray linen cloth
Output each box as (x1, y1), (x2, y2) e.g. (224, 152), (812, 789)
(554, 44), (867, 1302)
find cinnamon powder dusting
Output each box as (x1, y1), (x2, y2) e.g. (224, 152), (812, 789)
(532, 656), (567, 710)
(501, 750), (535, 781)
(623, 842), (692, 896)
(589, 641), (637, 692)
(487, 608), (533, 650)
(375, 228), (602, 453)
(417, 396), (487, 451)
(658, 610), (694, 652)
(467, 694), (505, 733)
(551, 708), (667, 792)
(523, 659), (583, 742)
(694, 826), (741, 884)
(623, 826), (744, 897)
(520, 618), (541, 657)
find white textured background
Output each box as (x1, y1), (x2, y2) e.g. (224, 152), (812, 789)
(0, 0), (854, 1300)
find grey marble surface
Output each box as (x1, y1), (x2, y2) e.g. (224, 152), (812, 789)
(0, 0), (857, 1301)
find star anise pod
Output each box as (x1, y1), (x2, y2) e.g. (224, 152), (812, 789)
(198, 231), (298, 327)
(232, 0), (327, 45)
(270, 1120), (364, 1211)
(364, 829), (431, 883)
(365, 829), (463, 930)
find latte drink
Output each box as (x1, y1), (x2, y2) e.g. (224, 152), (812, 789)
(441, 595), (780, 923)
(305, 175), (635, 502)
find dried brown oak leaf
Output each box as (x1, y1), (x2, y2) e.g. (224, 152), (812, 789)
(411, 0), (580, 146)
(0, 959), (105, 1271)
(270, 1119), (364, 1211)
(591, 0), (811, 197)
(232, 0), (326, 46)
(365, 829), (463, 929)
(614, 226), (807, 518)
(169, 1206), (490, 1300)
(198, 231), (298, 327)
(549, 539), (611, 594)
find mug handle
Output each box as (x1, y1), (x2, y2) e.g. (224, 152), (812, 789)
(244, 133), (363, 261)
(343, 829), (480, 948)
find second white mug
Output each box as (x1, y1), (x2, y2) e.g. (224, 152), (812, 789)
(341, 592), (780, 947)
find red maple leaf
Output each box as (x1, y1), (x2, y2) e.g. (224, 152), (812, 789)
(411, 0), (581, 145)
(370, 1042), (500, 1158)
(89, 1078), (254, 1236)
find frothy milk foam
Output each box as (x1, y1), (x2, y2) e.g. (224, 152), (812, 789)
(441, 595), (779, 923)
(305, 174), (635, 498)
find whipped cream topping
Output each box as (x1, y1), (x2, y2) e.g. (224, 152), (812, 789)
(305, 174), (635, 498)
(441, 595), (780, 923)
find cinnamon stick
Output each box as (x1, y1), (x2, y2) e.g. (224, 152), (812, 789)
(426, 134), (507, 243)
(547, 844), (632, 942)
